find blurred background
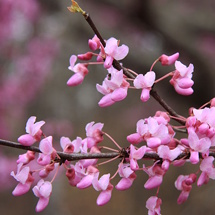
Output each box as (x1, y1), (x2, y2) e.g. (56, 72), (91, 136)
(0, 0), (215, 214)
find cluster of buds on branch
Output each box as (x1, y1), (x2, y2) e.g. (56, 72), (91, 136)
(0, 0), (215, 214)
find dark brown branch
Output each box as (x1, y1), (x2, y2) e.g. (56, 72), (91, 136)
(1, 138), (215, 163)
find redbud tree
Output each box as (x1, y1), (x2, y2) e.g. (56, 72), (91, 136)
(0, 0), (215, 214)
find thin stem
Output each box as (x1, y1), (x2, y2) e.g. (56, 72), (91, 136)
(99, 146), (119, 152)
(154, 72), (173, 84)
(103, 132), (122, 150)
(150, 58), (159, 71)
(97, 154), (120, 167)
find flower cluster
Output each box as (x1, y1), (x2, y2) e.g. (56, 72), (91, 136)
(67, 34), (194, 109)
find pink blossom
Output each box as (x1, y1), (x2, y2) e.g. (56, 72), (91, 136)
(103, 37), (129, 69)
(11, 163), (34, 196)
(32, 179), (52, 212)
(175, 174), (196, 204)
(157, 145), (181, 161)
(39, 163), (56, 178)
(159, 52), (179, 66)
(66, 164), (82, 187)
(67, 55), (89, 86)
(127, 116), (174, 147)
(16, 150), (35, 165)
(129, 144), (147, 170)
(92, 173), (113, 206)
(77, 52), (93, 61)
(96, 68), (129, 107)
(133, 71), (156, 102)
(146, 196), (162, 215)
(197, 156), (215, 186)
(188, 128), (211, 154)
(37, 136), (55, 166)
(115, 163), (136, 190)
(60, 136), (82, 153)
(170, 60), (194, 95)
(143, 163), (166, 189)
(76, 166), (99, 189)
(88, 35), (101, 51)
(18, 116), (45, 146)
(85, 121), (104, 148)
(193, 107), (215, 129)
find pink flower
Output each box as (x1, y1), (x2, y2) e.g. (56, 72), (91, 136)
(146, 196), (162, 215)
(39, 163), (56, 178)
(11, 163), (34, 196)
(188, 128), (211, 154)
(127, 116), (174, 147)
(60, 136), (82, 153)
(76, 165), (99, 189)
(96, 68), (129, 107)
(88, 35), (101, 51)
(103, 37), (129, 69)
(175, 174), (196, 204)
(37, 136), (55, 166)
(157, 145), (181, 161)
(159, 52), (179, 66)
(18, 116), (45, 146)
(92, 173), (113, 206)
(170, 60), (194, 95)
(197, 156), (215, 186)
(85, 121), (104, 148)
(193, 107), (215, 129)
(129, 144), (147, 170)
(67, 55), (89, 86)
(66, 164), (82, 187)
(32, 179), (52, 212)
(133, 71), (155, 102)
(143, 163), (166, 189)
(16, 150), (35, 164)
(115, 163), (136, 190)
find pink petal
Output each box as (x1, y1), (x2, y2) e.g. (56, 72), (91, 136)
(12, 182), (32, 196)
(68, 55), (77, 70)
(67, 73), (84, 86)
(133, 74), (145, 89)
(177, 191), (189, 204)
(147, 137), (161, 148)
(144, 175), (163, 189)
(35, 197), (50, 212)
(99, 174), (110, 191)
(140, 88), (150, 102)
(26, 116), (36, 134)
(76, 175), (94, 189)
(60, 136), (72, 150)
(144, 71), (156, 87)
(104, 55), (113, 69)
(115, 178), (133, 190)
(104, 37), (118, 55)
(127, 133), (143, 144)
(98, 94), (115, 107)
(174, 84), (194, 95)
(177, 78), (194, 89)
(111, 88), (127, 101)
(18, 134), (36, 146)
(39, 181), (52, 198)
(189, 151), (199, 164)
(96, 185), (113, 206)
(114, 44), (129, 60)
(39, 136), (53, 155)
